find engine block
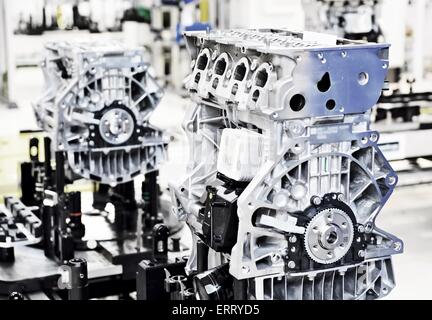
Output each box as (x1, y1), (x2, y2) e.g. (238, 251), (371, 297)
(35, 42), (167, 185)
(171, 29), (403, 300)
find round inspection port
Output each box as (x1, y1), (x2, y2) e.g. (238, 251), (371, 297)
(290, 94), (306, 112)
(326, 99), (336, 110)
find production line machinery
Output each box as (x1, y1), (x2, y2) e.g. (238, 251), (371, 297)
(0, 29), (406, 301)
(0, 42), (189, 300)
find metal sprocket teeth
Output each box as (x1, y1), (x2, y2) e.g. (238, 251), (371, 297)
(303, 207), (354, 265)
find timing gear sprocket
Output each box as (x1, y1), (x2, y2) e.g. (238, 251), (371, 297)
(303, 207), (354, 265)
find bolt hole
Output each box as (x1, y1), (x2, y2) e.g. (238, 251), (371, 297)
(326, 231), (338, 244)
(358, 72), (369, 86)
(326, 99), (336, 110)
(290, 94), (306, 112)
(388, 175), (397, 185)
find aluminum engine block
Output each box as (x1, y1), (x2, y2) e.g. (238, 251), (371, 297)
(35, 42), (167, 185)
(170, 29), (403, 300)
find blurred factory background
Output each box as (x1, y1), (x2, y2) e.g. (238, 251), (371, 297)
(0, 0), (431, 299)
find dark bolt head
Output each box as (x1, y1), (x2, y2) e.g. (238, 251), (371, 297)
(152, 224), (169, 237)
(9, 292), (25, 300)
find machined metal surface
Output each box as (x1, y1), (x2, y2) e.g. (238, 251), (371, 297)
(34, 42), (168, 185)
(171, 28), (403, 300)
(253, 257), (395, 300)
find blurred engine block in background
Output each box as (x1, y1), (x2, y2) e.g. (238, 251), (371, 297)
(35, 42), (167, 185)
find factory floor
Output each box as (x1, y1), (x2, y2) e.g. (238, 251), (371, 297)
(0, 67), (431, 300)
(379, 184), (432, 300)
